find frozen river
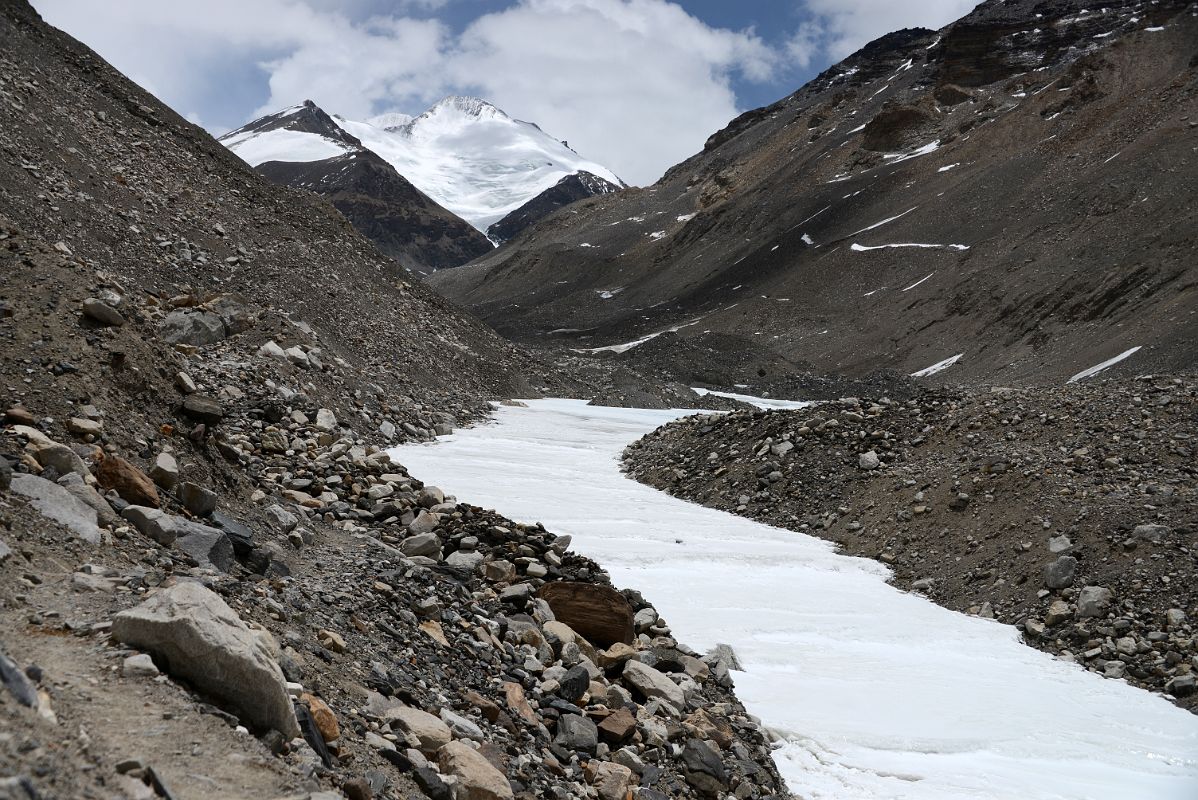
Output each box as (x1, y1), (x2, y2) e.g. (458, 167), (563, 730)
(391, 398), (1198, 799)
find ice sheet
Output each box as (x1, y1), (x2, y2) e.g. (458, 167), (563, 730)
(391, 399), (1198, 800)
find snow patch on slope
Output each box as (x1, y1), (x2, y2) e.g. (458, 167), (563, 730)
(221, 129), (351, 167)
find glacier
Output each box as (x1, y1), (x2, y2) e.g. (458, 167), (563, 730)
(391, 398), (1198, 800)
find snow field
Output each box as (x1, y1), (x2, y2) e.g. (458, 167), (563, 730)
(391, 399), (1198, 800)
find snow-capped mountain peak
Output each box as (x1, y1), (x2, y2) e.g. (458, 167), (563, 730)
(222, 96), (623, 233)
(366, 111), (414, 132)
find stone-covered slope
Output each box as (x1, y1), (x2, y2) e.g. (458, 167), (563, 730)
(434, 0), (1198, 386)
(487, 171), (622, 245)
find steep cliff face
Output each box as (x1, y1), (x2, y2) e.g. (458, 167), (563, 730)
(434, 0), (1198, 386)
(487, 171), (622, 245)
(257, 151), (495, 273)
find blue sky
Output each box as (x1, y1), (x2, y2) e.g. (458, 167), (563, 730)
(34, 0), (977, 184)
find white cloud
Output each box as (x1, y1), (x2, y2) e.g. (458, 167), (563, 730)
(798, 0), (978, 61)
(33, 0), (778, 185)
(445, 0), (777, 184)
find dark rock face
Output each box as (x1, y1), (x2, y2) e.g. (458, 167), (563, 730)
(226, 99), (360, 148)
(257, 151), (494, 273)
(486, 171), (622, 245)
(432, 0), (1198, 385)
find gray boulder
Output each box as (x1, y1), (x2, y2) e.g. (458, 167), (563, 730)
(623, 659), (685, 710)
(174, 525), (235, 572)
(399, 532), (441, 559)
(178, 481), (217, 517)
(121, 506), (233, 570)
(555, 713), (598, 754)
(10, 473), (100, 543)
(160, 309), (226, 346)
(680, 738), (728, 796)
(1134, 524), (1170, 544)
(264, 504), (299, 532)
(1043, 555), (1078, 590)
(113, 583), (298, 736)
(1076, 586), (1113, 618)
(82, 298), (125, 327)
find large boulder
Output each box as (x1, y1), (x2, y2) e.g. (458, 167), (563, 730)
(437, 740), (513, 800)
(384, 705), (451, 755)
(160, 309), (226, 346)
(82, 297), (125, 327)
(622, 659), (685, 710)
(1076, 586), (1113, 618)
(680, 738), (728, 796)
(112, 582), (299, 737)
(59, 473), (121, 528)
(26, 439), (92, 480)
(121, 506), (234, 570)
(96, 455), (159, 507)
(181, 395), (224, 424)
(537, 582), (634, 648)
(1043, 556), (1078, 590)
(10, 474), (101, 544)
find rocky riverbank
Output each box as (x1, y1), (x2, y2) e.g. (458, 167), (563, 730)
(0, 223), (791, 799)
(623, 378), (1198, 711)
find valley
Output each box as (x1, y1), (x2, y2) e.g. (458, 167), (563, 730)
(2, 0), (1197, 799)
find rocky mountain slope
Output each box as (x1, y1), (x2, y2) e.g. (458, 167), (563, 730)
(624, 377), (1198, 711)
(227, 101), (494, 273)
(487, 172), (621, 246)
(222, 97), (624, 270)
(433, 0), (1198, 386)
(0, 2), (790, 799)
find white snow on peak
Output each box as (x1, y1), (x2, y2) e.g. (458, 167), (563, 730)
(847, 207), (917, 238)
(221, 128), (351, 167)
(902, 271), (937, 291)
(911, 353), (964, 377)
(884, 139), (942, 164)
(222, 96), (621, 232)
(1068, 346), (1142, 383)
(366, 111), (414, 131)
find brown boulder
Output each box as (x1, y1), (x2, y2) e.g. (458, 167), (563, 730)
(537, 582), (634, 648)
(597, 707), (637, 745)
(300, 693), (340, 743)
(96, 455), (159, 508)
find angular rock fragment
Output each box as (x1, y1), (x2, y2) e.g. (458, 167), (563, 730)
(112, 582), (299, 736)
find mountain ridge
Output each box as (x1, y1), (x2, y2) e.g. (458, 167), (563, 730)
(432, 0), (1198, 386)
(222, 95), (624, 233)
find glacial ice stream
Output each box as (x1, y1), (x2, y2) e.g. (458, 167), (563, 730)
(391, 398), (1198, 799)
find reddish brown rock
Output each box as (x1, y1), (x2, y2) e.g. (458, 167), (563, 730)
(597, 707), (637, 745)
(4, 407), (36, 426)
(96, 455), (159, 508)
(300, 692), (340, 743)
(501, 681), (538, 726)
(537, 582), (634, 648)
